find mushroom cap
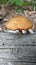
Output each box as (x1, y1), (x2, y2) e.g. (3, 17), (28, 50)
(4, 16), (33, 30)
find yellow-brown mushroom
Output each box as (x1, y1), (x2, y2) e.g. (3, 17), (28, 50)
(4, 15), (33, 34)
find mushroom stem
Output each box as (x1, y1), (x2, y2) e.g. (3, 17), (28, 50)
(4, 30), (19, 33)
(11, 30), (19, 33)
(0, 27), (2, 32)
(28, 29), (34, 34)
(22, 30), (27, 34)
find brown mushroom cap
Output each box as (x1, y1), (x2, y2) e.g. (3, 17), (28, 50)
(4, 16), (33, 30)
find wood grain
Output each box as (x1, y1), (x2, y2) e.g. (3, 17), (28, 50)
(0, 32), (36, 65)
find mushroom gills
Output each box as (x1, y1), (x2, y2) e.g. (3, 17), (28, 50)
(28, 29), (34, 34)
(22, 30), (27, 34)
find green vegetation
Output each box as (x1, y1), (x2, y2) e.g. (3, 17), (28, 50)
(0, 0), (8, 5)
(0, 0), (24, 6)
(10, 0), (24, 6)
(0, 0), (36, 11)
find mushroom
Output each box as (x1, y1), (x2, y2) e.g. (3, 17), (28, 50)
(4, 15), (34, 34)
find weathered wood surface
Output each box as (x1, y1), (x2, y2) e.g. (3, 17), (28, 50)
(0, 32), (36, 65)
(0, 32), (36, 47)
